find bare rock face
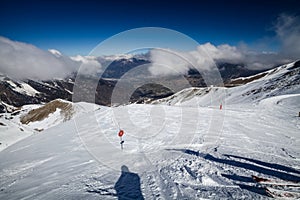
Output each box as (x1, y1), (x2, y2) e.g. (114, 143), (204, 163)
(20, 99), (74, 124)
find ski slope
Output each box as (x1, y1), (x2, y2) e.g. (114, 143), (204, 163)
(0, 94), (299, 199)
(0, 61), (299, 199)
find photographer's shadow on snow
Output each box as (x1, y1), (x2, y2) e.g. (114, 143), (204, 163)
(114, 165), (144, 200)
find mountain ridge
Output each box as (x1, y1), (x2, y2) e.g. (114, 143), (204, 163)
(0, 58), (297, 113)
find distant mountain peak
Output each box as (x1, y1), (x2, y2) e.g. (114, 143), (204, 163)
(48, 49), (62, 57)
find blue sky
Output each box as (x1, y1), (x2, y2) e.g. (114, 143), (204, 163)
(1, 0), (299, 55)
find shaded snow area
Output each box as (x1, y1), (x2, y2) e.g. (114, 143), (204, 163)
(0, 94), (299, 199)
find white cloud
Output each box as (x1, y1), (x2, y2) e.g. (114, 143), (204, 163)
(148, 36), (298, 76)
(0, 36), (79, 80)
(70, 55), (103, 77)
(197, 43), (244, 63)
(148, 48), (191, 76)
(148, 14), (300, 76)
(275, 14), (300, 58)
(149, 43), (292, 75)
(1, 14), (298, 80)
(148, 43), (285, 76)
(0, 37), (104, 80)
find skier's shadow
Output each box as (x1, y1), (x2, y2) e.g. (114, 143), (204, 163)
(114, 165), (144, 200)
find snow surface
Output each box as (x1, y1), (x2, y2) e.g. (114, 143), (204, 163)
(0, 62), (299, 199)
(6, 81), (40, 96)
(0, 93), (299, 199)
(0, 115), (33, 152)
(0, 101), (100, 153)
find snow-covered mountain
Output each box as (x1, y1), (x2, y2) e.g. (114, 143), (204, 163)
(153, 60), (300, 106)
(0, 60), (299, 199)
(0, 55), (172, 110)
(1, 53), (284, 113)
(48, 49), (63, 57)
(0, 74), (74, 111)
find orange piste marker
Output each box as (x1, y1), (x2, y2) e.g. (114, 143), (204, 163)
(118, 130), (124, 150)
(118, 130), (124, 137)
